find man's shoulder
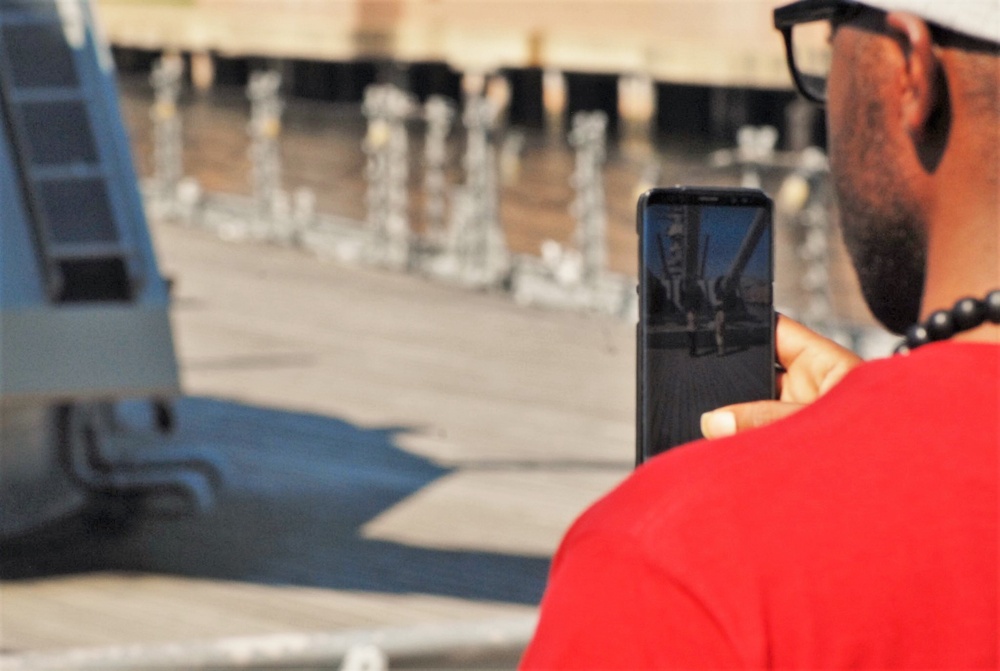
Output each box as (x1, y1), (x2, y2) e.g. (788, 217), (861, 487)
(571, 342), (1000, 552)
(530, 344), (998, 670)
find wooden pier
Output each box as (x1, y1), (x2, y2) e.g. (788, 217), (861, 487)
(0, 217), (636, 667)
(1, 69), (886, 668)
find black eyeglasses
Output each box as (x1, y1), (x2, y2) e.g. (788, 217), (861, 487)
(773, 0), (869, 105)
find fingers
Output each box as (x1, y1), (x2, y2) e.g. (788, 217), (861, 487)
(700, 401), (807, 439)
(774, 315), (863, 403)
(775, 314), (837, 368)
(816, 356), (860, 396)
(698, 317), (861, 440)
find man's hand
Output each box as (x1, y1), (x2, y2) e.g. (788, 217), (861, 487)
(700, 316), (863, 439)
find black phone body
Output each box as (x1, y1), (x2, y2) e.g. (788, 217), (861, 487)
(637, 187), (776, 465)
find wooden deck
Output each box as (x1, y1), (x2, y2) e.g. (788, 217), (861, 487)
(1, 75), (888, 668)
(0, 220), (636, 667)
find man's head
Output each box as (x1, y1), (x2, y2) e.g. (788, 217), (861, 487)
(775, 0), (1000, 333)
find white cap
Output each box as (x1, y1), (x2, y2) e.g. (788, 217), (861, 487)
(861, 0), (1000, 45)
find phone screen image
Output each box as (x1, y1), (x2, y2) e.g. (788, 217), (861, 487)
(637, 189), (774, 464)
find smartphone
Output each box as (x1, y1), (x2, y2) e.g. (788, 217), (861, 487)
(636, 187), (775, 465)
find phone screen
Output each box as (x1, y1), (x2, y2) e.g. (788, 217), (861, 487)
(637, 188), (775, 464)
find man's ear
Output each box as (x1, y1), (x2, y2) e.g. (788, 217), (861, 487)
(885, 12), (939, 139)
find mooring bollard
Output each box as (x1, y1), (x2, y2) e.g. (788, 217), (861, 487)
(569, 111), (609, 289)
(150, 53), (185, 216)
(794, 149), (835, 332)
(447, 91), (507, 285)
(362, 83), (414, 269)
(422, 95), (454, 246)
(247, 70), (285, 234)
(735, 125), (779, 189)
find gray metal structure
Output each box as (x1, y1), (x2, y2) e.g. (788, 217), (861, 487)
(0, 0), (208, 538)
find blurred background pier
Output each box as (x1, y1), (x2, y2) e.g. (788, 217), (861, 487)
(2, 1), (895, 668)
(108, 67), (878, 327)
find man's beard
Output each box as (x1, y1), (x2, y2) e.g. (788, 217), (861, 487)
(834, 171), (927, 334)
(830, 97), (928, 335)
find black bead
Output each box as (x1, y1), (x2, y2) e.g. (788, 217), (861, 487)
(899, 289), (1000, 353)
(952, 297), (986, 331)
(926, 309), (954, 341)
(986, 290), (1000, 324)
(905, 323), (931, 349)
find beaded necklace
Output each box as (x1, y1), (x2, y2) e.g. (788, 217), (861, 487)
(895, 290), (1000, 354)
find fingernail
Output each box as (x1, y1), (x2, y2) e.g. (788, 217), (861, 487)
(701, 411), (737, 439)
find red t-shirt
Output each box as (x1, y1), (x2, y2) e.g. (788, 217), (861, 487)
(522, 342), (999, 669)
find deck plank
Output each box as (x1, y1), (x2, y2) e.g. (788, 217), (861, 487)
(1, 220), (634, 656)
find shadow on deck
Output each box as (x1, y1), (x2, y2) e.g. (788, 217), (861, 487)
(0, 396), (550, 607)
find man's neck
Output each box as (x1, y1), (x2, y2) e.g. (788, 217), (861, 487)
(921, 200), (1000, 343)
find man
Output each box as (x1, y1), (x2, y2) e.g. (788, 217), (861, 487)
(521, 1), (998, 668)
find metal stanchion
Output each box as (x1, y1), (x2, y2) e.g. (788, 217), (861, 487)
(247, 70), (285, 236)
(569, 111), (609, 290)
(150, 53), (185, 218)
(362, 83), (414, 269)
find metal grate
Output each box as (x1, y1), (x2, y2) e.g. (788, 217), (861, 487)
(0, 0), (134, 302)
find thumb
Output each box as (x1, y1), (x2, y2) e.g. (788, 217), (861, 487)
(701, 401), (806, 440)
